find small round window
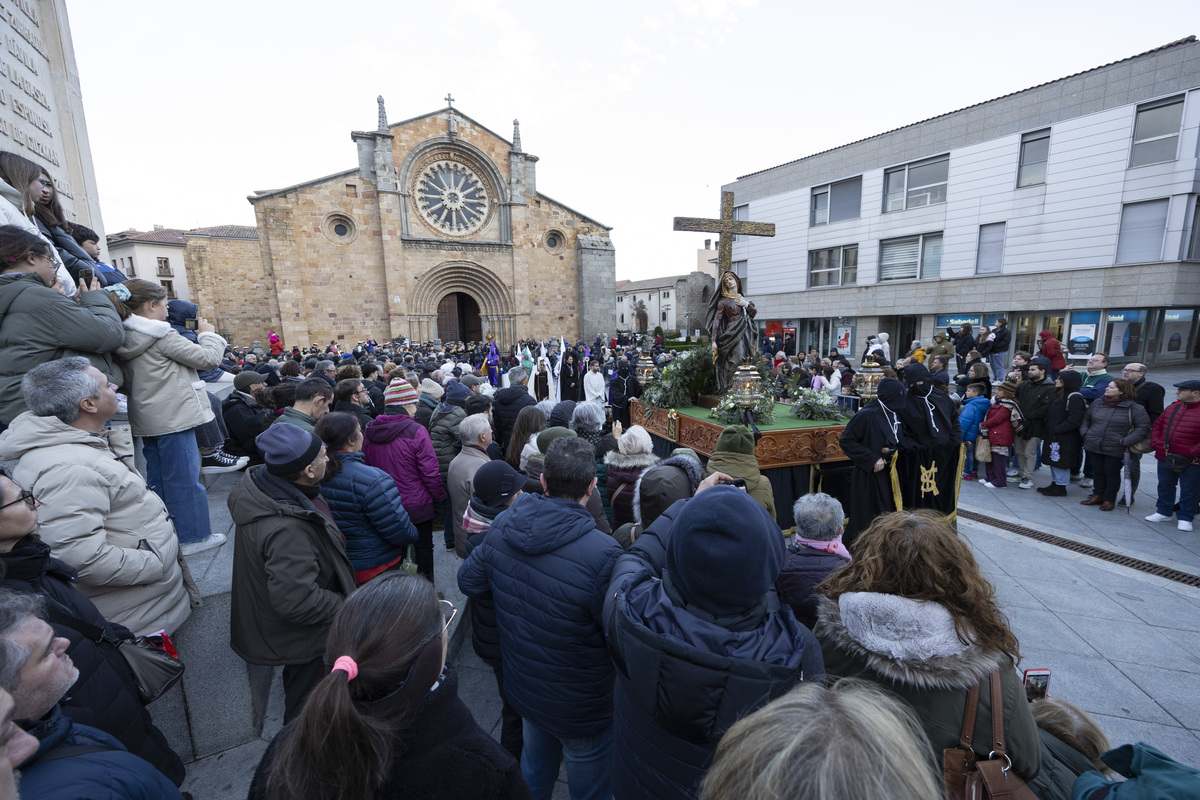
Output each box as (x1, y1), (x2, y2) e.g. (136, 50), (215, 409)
(322, 213), (358, 244)
(544, 229), (566, 253)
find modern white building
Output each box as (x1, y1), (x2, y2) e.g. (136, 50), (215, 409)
(107, 227), (190, 301)
(725, 36), (1200, 366)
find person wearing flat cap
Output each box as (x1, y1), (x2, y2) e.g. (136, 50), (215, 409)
(603, 482), (824, 800)
(222, 369), (273, 464)
(1145, 379), (1200, 532)
(229, 423), (356, 724)
(838, 377), (909, 547)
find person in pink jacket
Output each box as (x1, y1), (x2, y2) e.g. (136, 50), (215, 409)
(362, 379), (446, 581)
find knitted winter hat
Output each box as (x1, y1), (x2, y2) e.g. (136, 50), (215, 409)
(442, 380), (470, 407)
(714, 424), (755, 456)
(385, 379), (419, 406)
(257, 423), (323, 477)
(998, 380), (1020, 395)
(419, 378), (445, 400)
(537, 426), (577, 454)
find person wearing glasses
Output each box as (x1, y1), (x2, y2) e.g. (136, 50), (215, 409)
(0, 469), (186, 784)
(0, 226), (125, 427)
(249, 574), (529, 800)
(333, 377), (375, 433)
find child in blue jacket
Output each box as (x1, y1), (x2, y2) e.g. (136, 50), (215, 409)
(959, 383), (991, 479)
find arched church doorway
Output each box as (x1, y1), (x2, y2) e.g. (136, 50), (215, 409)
(437, 292), (483, 343)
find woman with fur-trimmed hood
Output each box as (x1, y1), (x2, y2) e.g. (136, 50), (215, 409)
(605, 425), (660, 528)
(813, 510), (1043, 781)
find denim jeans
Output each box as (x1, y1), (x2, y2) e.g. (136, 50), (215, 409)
(194, 391), (228, 450)
(1050, 465), (1071, 486)
(963, 443), (976, 475)
(143, 428), (212, 544)
(1156, 461), (1200, 522)
(520, 719), (612, 800)
(989, 353), (1006, 382)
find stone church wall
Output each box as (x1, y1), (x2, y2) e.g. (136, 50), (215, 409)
(184, 235), (276, 347)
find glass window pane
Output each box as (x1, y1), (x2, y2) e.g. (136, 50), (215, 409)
(1130, 136), (1180, 167)
(810, 249), (832, 270)
(812, 190), (829, 225)
(907, 158), (948, 188)
(976, 223), (1005, 275)
(829, 178), (862, 223)
(880, 238), (920, 280)
(1134, 101), (1184, 142)
(883, 169), (906, 212)
(842, 246), (858, 269)
(1191, 205), (1200, 261)
(810, 269), (833, 287)
(920, 234), (943, 279)
(1116, 199), (1169, 264)
(1022, 136), (1050, 165)
(1018, 161), (1047, 188)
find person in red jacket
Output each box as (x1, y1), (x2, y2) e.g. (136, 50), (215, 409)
(1037, 330), (1066, 378)
(979, 380), (1019, 488)
(1144, 379), (1200, 532)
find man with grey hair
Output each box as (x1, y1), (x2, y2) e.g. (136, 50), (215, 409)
(0, 589), (183, 799)
(314, 359), (337, 388)
(0, 358), (192, 635)
(775, 492), (852, 629)
(493, 365), (536, 457)
(447, 413), (494, 557)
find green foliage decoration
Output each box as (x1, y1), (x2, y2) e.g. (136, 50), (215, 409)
(790, 389), (851, 422)
(641, 345), (715, 409)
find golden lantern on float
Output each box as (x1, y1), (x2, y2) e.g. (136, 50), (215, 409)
(853, 356), (886, 404)
(731, 361), (763, 409)
(636, 353), (659, 388)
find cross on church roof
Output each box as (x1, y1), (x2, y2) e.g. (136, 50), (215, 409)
(445, 93), (455, 108)
(673, 191), (775, 277)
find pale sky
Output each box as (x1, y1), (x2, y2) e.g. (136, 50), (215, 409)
(69, 0), (1192, 280)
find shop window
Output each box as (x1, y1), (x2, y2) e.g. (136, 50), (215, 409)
(883, 155), (948, 212)
(808, 244), (858, 287)
(1116, 199), (1169, 264)
(1130, 96), (1184, 168)
(975, 223), (1006, 275)
(879, 233), (942, 281)
(811, 177), (862, 225)
(1017, 129), (1050, 187)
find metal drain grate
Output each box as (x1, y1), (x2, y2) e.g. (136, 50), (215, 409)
(958, 509), (1200, 588)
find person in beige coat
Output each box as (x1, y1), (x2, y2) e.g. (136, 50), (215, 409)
(0, 358), (192, 636)
(705, 424), (777, 522)
(108, 279), (227, 555)
(447, 413), (494, 557)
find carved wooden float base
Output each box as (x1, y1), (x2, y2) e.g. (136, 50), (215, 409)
(632, 399), (848, 469)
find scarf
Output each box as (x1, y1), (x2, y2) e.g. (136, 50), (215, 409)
(1102, 395), (1120, 407)
(794, 534), (852, 560)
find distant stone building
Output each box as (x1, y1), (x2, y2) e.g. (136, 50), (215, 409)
(0, 0), (105, 239)
(186, 99), (617, 349)
(615, 271), (714, 336)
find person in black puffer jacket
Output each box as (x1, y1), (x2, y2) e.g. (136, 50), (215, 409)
(775, 493), (851, 630)
(0, 494), (185, 787)
(604, 484), (825, 800)
(492, 367), (536, 455)
(462, 460), (529, 760)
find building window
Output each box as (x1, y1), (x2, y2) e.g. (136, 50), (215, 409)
(662, 312), (668, 322)
(1190, 202), (1200, 261)
(733, 204), (749, 241)
(1130, 96), (1184, 168)
(811, 177), (862, 225)
(620, 313), (625, 323)
(975, 223), (1006, 275)
(883, 155), (948, 212)
(808, 244), (858, 287)
(879, 233), (942, 281)
(161, 279), (176, 300)
(663, 291), (669, 298)
(732, 259), (748, 292)
(1017, 129), (1050, 187)
(156, 257), (172, 277)
(1116, 199), (1169, 264)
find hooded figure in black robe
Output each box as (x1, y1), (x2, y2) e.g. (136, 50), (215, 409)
(838, 377), (908, 548)
(898, 363), (963, 517)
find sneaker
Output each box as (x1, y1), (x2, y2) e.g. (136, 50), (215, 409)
(1006, 468), (1019, 478)
(979, 480), (994, 488)
(1079, 478), (1094, 490)
(1180, 520), (1194, 532)
(201, 449), (248, 474)
(1018, 480), (1034, 490)
(1070, 473), (1082, 483)
(962, 472), (976, 481)
(180, 532), (227, 556)
(1144, 513), (1172, 523)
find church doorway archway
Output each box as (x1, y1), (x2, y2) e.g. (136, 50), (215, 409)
(437, 292), (483, 343)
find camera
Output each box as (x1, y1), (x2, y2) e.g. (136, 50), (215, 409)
(184, 319), (198, 331)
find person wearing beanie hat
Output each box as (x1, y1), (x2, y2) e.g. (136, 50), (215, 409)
(602, 483), (823, 800)
(839, 377), (908, 546)
(415, 377), (444, 429)
(705, 424), (776, 521)
(383, 378), (419, 410)
(430, 380), (471, 483)
(604, 425), (659, 528)
(980, 379), (1020, 488)
(229, 423), (356, 724)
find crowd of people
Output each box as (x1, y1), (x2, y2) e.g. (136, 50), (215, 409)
(0, 149), (1196, 797)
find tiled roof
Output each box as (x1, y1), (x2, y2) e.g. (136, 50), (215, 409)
(738, 35), (1199, 180)
(107, 228), (187, 245)
(615, 274), (689, 293)
(615, 280), (631, 290)
(186, 225), (259, 240)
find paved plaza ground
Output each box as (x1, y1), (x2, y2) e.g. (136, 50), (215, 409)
(161, 364), (1200, 799)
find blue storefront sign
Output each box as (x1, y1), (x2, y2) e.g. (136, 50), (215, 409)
(936, 314), (982, 329)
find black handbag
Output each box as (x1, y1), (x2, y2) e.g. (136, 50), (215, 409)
(1163, 405), (1192, 474)
(47, 608), (184, 704)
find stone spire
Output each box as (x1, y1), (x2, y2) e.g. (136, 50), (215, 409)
(512, 119), (522, 152)
(377, 95), (387, 132)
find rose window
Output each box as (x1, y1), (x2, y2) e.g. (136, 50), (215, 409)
(415, 160), (491, 235)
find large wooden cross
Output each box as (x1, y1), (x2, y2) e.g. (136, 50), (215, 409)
(673, 190), (775, 275)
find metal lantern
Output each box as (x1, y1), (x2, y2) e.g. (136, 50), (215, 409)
(731, 361), (763, 409)
(636, 353), (659, 387)
(853, 358), (886, 404)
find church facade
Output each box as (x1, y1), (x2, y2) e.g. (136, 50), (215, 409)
(193, 100), (616, 348)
